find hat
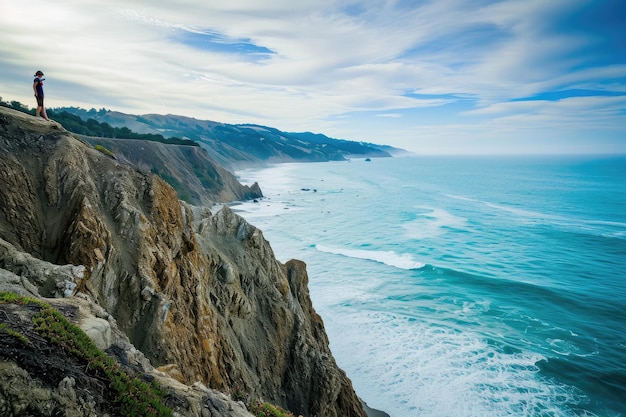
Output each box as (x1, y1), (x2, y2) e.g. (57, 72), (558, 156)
(35, 71), (44, 76)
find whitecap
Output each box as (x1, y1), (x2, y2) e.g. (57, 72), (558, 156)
(324, 310), (591, 417)
(444, 193), (479, 203)
(402, 207), (468, 239)
(314, 244), (425, 270)
(447, 194), (626, 238)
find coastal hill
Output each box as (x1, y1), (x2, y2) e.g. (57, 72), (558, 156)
(79, 135), (263, 206)
(55, 107), (399, 169)
(0, 106), (368, 416)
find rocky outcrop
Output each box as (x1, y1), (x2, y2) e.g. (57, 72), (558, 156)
(0, 107), (366, 417)
(0, 253), (253, 417)
(79, 136), (263, 206)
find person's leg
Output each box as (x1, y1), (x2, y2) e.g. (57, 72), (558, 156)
(36, 96), (49, 120)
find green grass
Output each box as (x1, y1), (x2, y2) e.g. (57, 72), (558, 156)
(0, 322), (30, 344)
(94, 144), (115, 158)
(0, 292), (46, 307)
(249, 401), (295, 417)
(0, 292), (172, 417)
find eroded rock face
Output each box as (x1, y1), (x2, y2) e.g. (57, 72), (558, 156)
(78, 136), (264, 206)
(0, 107), (366, 417)
(0, 262), (254, 417)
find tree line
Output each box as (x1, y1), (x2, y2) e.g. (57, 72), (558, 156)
(0, 98), (198, 147)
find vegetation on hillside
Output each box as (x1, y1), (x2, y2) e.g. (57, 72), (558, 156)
(0, 292), (172, 417)
(249, 401), (296, 417)
(56, 106), (394, 162)
(94, 144), (115, 158)
(0, 98), (197, 146)
(0, 291), (298, 417)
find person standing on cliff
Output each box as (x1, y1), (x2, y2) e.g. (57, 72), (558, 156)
(33, 70), (50, 121)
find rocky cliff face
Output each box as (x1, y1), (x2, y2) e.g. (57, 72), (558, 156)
(0, 107), (366, 417)
(79, 136), (263, 206)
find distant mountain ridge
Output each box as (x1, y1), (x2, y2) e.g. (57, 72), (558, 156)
(55, 107), (404, 169)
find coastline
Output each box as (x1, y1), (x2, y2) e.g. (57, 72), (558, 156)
(234, 157), (626, 416)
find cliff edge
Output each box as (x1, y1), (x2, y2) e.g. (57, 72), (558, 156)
(0, 107), (367, 417)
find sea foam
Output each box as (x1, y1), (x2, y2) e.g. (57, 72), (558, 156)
(314, 244), (425, 270)
(235, 156), (626, 417)
(402, 207), (468, 239)
(323, 309), (592, 417)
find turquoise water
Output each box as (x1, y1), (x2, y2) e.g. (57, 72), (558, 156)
(233, 156), (626, 417)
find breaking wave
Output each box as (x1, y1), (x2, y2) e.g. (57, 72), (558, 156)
(313, 244), (426, 270)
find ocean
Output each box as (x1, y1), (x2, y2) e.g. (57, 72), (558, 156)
(232, 155), (626, 417)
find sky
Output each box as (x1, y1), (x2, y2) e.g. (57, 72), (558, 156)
(1, 0), (625, 154)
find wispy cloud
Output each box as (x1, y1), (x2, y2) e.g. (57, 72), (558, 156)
(1, 0), (624, 153)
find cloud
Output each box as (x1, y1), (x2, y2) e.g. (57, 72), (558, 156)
(463, 94), (626, 141)
(1, 0), (624, 153)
